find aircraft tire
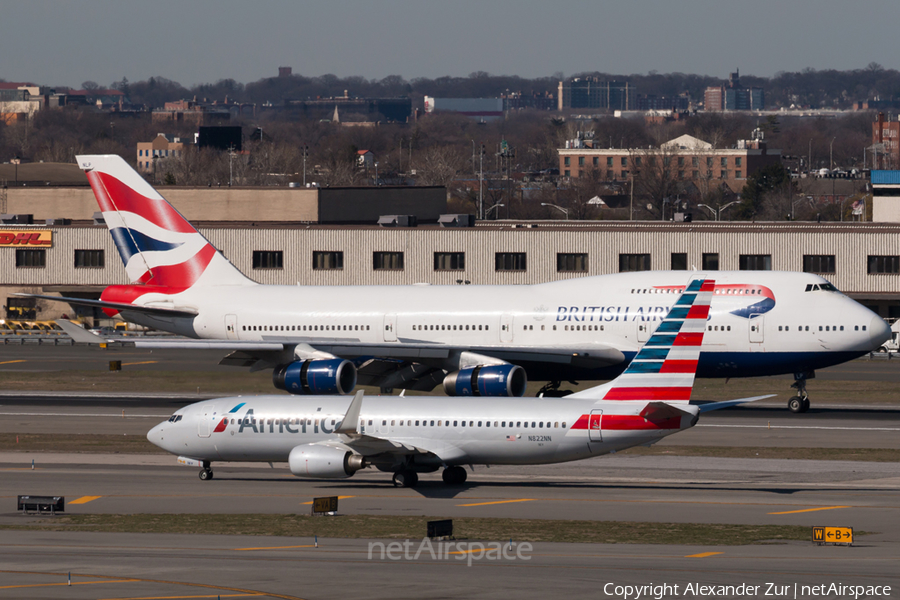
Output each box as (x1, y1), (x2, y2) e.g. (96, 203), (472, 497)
(442, 466), (467, 485)
(788, 397), (803, 413)
(800, 398), (810, 413)
(199, 469), (213, 481)
(392, 470), (418, 488)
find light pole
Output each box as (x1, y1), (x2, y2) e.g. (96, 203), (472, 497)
(541, 202), (569, 220)
(830, 137), (836, 171)
(374, 162), (379, 186)
(808, 139), (812, 175)
(485, 203), (504, 218)
(302, 145), (308, 186)
(479, 144), (484, 220)
(697, 200), (740, 221)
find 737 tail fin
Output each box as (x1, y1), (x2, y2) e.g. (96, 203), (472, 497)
(570, 277), (714, 402)
(77, 154), (252, 290)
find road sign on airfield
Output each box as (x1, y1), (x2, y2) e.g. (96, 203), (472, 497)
(812, 526), (853, 546)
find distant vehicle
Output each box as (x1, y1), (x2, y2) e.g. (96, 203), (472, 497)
(878, 320), (900, 353)
(817, 168), (831, 177)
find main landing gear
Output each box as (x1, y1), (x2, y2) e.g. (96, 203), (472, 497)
(199, 461), (214, 480)
(536, 380), (575, 398)
(392, 469), (418, 488)
(788, 371), (814, 414)
(442, 466), (467, 485)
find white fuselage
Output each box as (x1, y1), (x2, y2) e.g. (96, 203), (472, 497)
(131, 270), (888, 379)
(148, 395), (695, 470)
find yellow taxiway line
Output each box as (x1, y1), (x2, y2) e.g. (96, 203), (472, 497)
(235, 544), (317, 551)
(0, 359), (27, 365)
(768, 505), (851, 515)
(121, 361), (158, 366)
(457, 499), (535, 507)
(685, 552), (724, 558)
(69, 495), (102, 505)
(299, 495), (355, 505)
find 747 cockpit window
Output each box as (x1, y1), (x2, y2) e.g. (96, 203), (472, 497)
(805, 283), (839, 292)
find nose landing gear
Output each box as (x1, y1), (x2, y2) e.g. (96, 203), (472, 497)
(199, 460), (214, 480)
(789, 371), (813, 413)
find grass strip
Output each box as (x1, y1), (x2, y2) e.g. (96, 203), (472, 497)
(1, 364), (900, 403)
(0, 433), (165, 454)
(9, 513), (822, 545)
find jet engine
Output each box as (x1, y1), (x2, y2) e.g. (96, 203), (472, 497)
(273, 359), (357, 395)
(288, 444), (366, 479)
(443, 364), (527, 397)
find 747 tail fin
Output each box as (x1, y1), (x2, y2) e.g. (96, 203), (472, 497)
(77, 154), (252, 290)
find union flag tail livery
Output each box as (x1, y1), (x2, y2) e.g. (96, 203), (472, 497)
(570, 277), (713, 403)
(78, 155), (253, 293)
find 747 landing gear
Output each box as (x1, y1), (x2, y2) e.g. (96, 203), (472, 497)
(789, 371), (814, 414)
(392, 469), (418, 488)
(442, 466), (467, 485)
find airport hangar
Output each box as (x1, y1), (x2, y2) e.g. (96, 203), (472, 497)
(2, 183), (900, 323)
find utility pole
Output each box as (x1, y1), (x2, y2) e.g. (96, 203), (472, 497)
(479, 144), (485, 219)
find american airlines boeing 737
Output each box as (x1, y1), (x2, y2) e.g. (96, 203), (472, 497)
(147, 279), (770, 486)
(24, 155), (889, 413)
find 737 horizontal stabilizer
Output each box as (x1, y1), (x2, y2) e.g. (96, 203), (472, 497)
(695, 395), (775, 413)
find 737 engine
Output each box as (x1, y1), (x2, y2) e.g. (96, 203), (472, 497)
(443, 364), (527, 397)
(289, 444), (366, 479)
(273, 359), (357, 395)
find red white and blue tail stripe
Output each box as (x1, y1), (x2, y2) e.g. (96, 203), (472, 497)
(570, 278), (713, 403)
(77, 155), (252, 292)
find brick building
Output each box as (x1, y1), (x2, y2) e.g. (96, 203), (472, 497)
(872, 112), (900, 170)
(558, 132), (781, 193)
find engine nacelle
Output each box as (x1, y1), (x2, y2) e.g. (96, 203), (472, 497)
(288, 444), (365, 479)
(443, 364), (527, 397)
(273, 359), (357, 395)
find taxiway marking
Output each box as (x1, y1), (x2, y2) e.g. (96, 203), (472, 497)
(457, 499), (535, 507)
(235, 545), (317, 551)
(768, 505), (851, 515)
(699, 424), (900, 431)
(69, 496), (102, 505)
(299, 495), (355, 505)
(684, 552), (724, 558)
(0, 360), (27, 365)
(121, 361), (158, 366)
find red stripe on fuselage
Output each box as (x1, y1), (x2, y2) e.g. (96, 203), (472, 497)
(213, 417), (228, 433)
(603, 386), (693, 401)
(87, 171), (197, 234)
(570, 414), (682, 430)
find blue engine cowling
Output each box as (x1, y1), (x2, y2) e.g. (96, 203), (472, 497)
(442, 364), (527, 397)
(273, 359), (357, 395)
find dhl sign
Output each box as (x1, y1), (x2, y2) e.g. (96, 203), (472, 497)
(0, 230), (52, 247)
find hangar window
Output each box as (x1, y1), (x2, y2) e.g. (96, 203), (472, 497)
(670, 253), (688, 271)
(15, 249), (46, 268)
(253, 250), (283, 270)
(803, 255), (835, 274)
(619, 254), (651, 272)
(373, 251), (404, 271)
(739, 254), (772, 271)
(74, 249), (105, 268)
(313, 251), (343, 270)
(701, 253), (719, 271)
(867, 255), (900, 274)
(495, 252), (527, 272)
(434, 252), (465, 271)
(557, 253), (588, 273)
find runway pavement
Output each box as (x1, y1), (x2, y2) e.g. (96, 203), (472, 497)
(1, 355), (898, 598)
(1, 530), (897, 600)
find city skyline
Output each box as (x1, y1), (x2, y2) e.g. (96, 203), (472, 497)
(2, 0), (898, 89)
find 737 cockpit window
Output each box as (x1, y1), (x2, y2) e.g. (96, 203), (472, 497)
(167, 415), (183, 423)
